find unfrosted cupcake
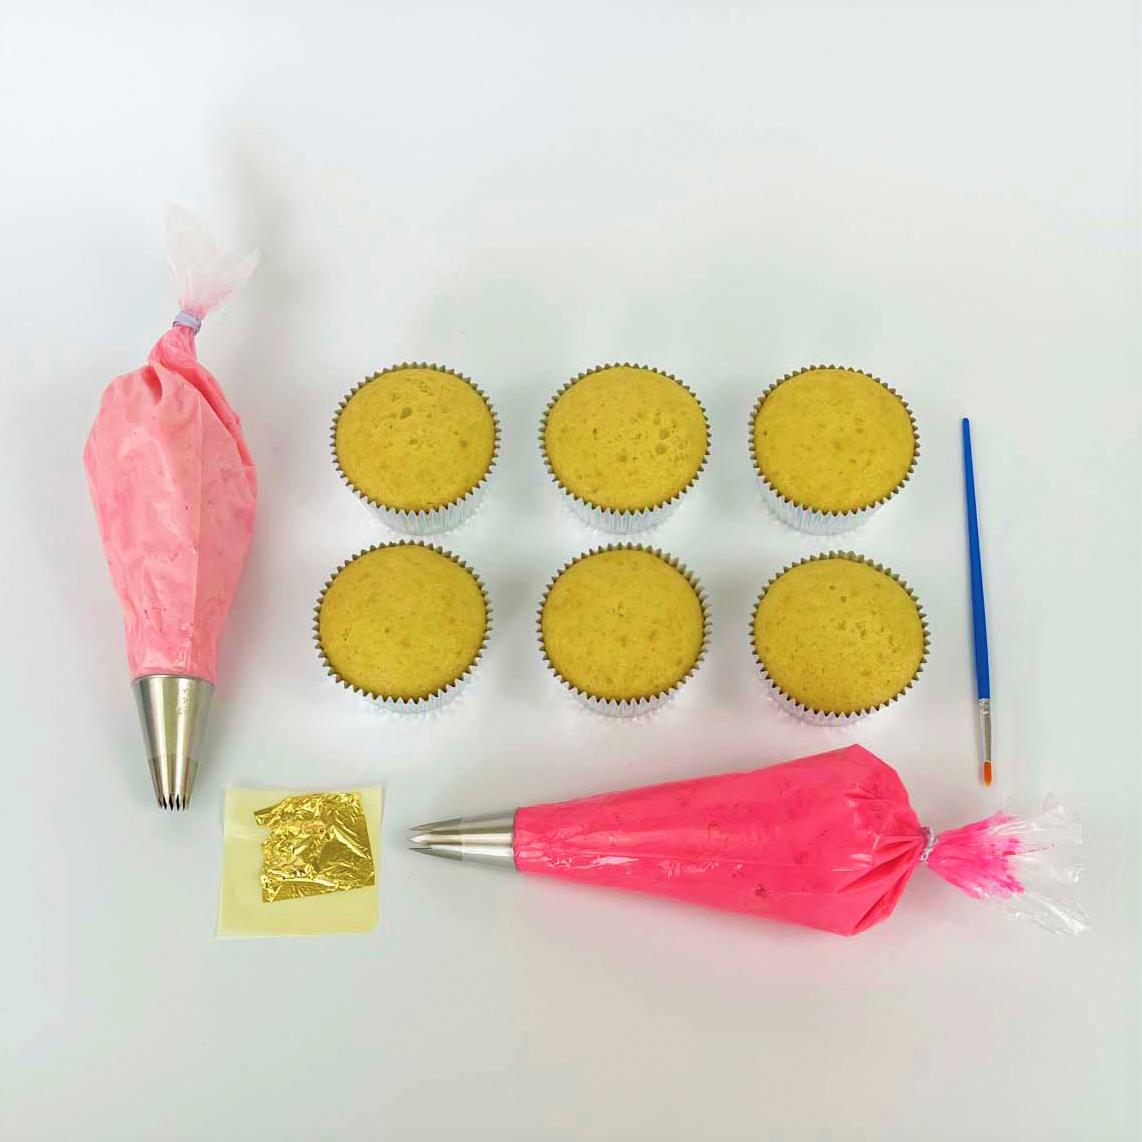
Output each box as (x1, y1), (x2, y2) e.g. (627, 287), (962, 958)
(541, 364), (709, 533)
(315, 542), (491, 712)
(749, 366), (918, 534)
(333, 364), (499, 534)
(539, 545), (709, 715)
(750, 552), (928, 724)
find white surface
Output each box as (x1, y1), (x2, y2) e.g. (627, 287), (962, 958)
(1, 2), (1138, 1139)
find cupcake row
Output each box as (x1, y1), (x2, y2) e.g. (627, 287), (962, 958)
(331, 362), (919, 538)
(314, 542), (928, 722)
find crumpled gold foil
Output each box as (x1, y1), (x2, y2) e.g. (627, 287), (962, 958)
(254, 791), (375, 903)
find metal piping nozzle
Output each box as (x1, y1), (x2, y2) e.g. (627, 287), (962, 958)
(132, 674), (214, 810)
(408, 811), (517, 868)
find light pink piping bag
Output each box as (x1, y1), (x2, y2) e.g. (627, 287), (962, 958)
(411, 745), (1087, 936)
(84, 204), (258, 810)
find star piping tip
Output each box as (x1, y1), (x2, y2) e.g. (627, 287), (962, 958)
(983, 760), (993, 786)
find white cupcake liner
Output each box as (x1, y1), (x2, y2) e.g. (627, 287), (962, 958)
(540, 363), (710, 534)
(749, 550), (929, 725)
(314, 540), (493, 714)
(748, 365), (920, 536)
(332, 363), (500, 536)
(537, 543), (711, 717)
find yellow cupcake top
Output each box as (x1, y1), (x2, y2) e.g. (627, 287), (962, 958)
(335, 366), (496, 512)
(753, 557), (925, 715)
(541, 548), (706, 701)
(318, 544), (487, 701)
(752, 368), (916, 513)
(544, 366), (708, 512)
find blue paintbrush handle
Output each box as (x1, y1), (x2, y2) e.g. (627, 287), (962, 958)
(962, 418), (990, 700)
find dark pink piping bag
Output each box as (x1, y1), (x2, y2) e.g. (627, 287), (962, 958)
(410, 746), (1086, 936)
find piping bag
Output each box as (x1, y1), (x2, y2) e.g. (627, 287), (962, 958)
(410, 745), (1087, 936)
(84, 205), (258, 810)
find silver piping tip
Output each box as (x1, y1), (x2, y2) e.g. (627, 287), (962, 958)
(407, 811), (517, 868)
(132, 674), (214, 811)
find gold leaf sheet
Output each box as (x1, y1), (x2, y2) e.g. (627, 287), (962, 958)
(217, 787), (382, 938)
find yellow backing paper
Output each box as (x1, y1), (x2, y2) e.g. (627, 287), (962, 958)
(217, 787), (383, 938)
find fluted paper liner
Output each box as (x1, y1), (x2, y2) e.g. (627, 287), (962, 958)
(540, 364), (710, 534)
(537, 543), (711, 717)
(748, 365), (920, 535)
(314, 540), (493, 714)
(332, 363), (500, 535)
(749, 550), (929, 725)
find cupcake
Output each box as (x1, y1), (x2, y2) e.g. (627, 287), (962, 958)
(541, 364), (709, 533)
(749, 366), (918, 534)
(315, 541), (491, 712)
(333, 363), (499, 534)
(750, 552), (928, 724)
(538, 544), (710, 715)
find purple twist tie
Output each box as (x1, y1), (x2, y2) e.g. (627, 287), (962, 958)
(173, 309), (202, 334)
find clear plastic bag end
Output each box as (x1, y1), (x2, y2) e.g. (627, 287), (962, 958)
(163, 202), (259, 322)
(926, 796), (1088, 936)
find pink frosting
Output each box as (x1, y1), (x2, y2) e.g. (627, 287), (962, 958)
(514, 745), (928, 936)
(925, 813), (1024, 899)
(83, 324), (257, 682)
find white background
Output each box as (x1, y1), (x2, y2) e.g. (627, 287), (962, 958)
(1, 2), (1138, 1139)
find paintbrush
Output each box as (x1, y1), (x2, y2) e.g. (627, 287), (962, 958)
(962, 418), (992, 785)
